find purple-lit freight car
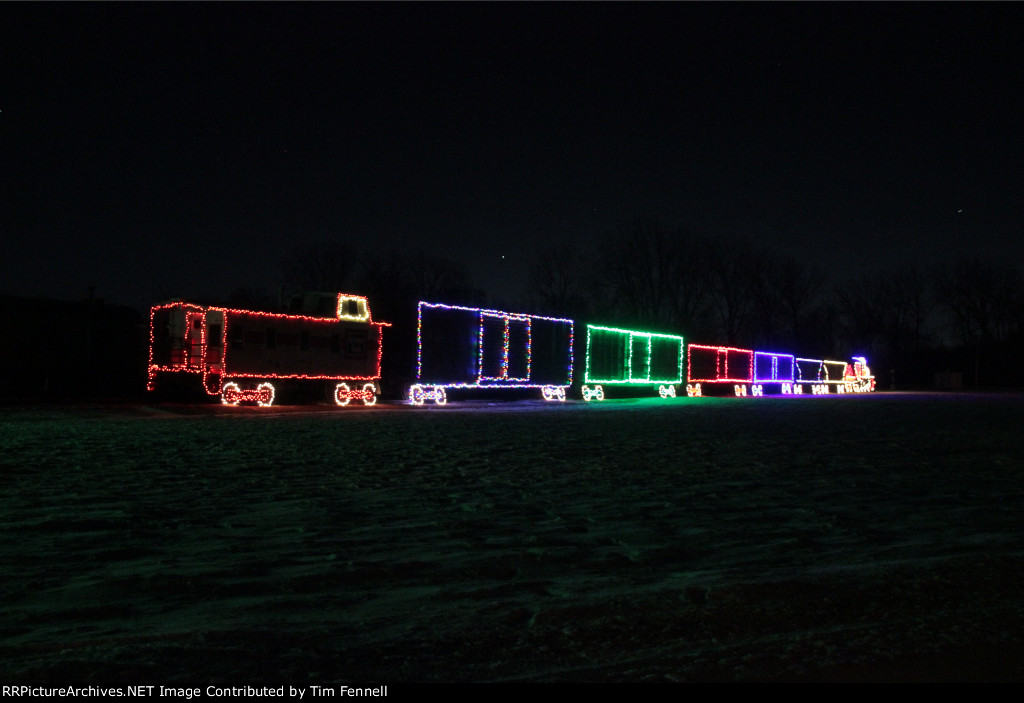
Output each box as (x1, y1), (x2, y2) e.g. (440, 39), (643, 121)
(409, 301), (575, 404)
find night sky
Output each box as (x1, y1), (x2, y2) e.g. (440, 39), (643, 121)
(3, 2), (1023, 314)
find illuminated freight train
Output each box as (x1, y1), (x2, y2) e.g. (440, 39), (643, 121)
(408, 300), (873, 404)
(146, 294), (874, 406)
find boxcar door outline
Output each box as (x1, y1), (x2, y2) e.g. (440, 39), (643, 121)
(629, 333), (652, 382)
(478, 312), (531, 382)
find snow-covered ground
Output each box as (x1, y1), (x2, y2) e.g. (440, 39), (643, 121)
(2, 392), (1023, 682)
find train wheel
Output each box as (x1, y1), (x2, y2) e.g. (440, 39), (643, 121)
(256, 382), (275, 407)
(596, 386), (605, 401)
(362, 383), (377, 406)
(222, 382), (241, 406)
(204, 372), (222, 396)
(434, 386), (447, 405)
(335, 382), (352, 406)
(410, 385), (425, 405)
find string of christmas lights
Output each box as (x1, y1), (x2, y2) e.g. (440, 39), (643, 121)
(582, 325), (684, 401)
(687, 344), (754, 384)
(148, 294), (389, 406)
(409, 384), (448, 406)
(413, 301), (573, 403)
(477, 312), (532, 381)
(793, 357), (869, 394)
(541, 385), (567, 401)
(846, 357), (876, 392)
(221, 381), (275, 407)
(150, 294), (874, 406)
(754, 351), (796, 384)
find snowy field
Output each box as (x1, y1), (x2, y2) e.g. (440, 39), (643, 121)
(2, 392), (1023, 682)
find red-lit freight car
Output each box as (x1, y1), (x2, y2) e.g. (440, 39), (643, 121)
(147, 293), (389, 406)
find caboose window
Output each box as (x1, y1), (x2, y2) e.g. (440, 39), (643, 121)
(348, 299), (359, 316)
(208, 324), (222, 346)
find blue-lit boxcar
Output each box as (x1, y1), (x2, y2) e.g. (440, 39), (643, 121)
(409, 301), (574, 404)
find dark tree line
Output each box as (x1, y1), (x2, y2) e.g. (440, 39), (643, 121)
(0, 294), (146, 399)
(15, 220), (1018, 400)
(16, 221), (1007, 401)
(527, 218), (1024, 390)
(195, 221), (1024, 393)
(261, 221), (1024, 391)
(528, 219), (831, 353)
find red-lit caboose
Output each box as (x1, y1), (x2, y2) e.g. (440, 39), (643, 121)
(147, 293), (389, 406)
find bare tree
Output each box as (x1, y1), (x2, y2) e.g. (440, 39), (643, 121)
(663, 230), (713, 339)
(407, 252), (481, 304)
(527, 238), (593, 320)
(746, 252), (785, 348)
(775, 256), (827, 350)
(888, 265), (936, 353)
(831, 264), (940, 388)
(598, 218), (680, 326)
(703, 236), (758, 345)
(935, 258), (1021, 346)
(357, 248), (481, 307)
(932, 258), (1022, 387)
(834, 270), (888, 355)
(281, 241), (361, 296)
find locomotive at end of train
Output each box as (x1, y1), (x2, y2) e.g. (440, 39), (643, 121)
(147, 293), (390, 407)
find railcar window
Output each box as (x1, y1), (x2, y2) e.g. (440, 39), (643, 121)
(208, 324), (222, 346)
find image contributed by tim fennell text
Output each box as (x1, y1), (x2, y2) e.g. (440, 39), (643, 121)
(2, 686), (389, 699)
